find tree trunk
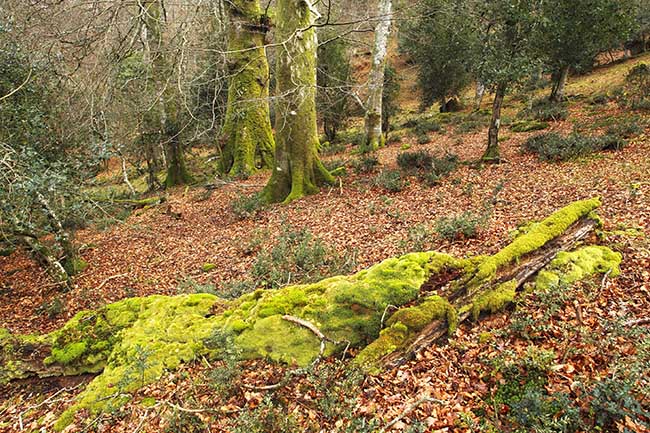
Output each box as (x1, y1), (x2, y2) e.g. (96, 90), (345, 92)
(549, 65), (570, 103)
(362, 0), (392, 152)
(474, 81), (485, 111)
(140, 0), (192, 187)
(262, 0), (334, 204)
(219, 0), (275, 177)
(483, 83), (507, 163)
(379, 214), (600, 369)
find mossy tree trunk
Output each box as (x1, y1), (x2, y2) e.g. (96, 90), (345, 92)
(262, 0), (334, 204)
(140, 0), (192, 187)
(362, 0), (392, 153)
(219, 0), (275, 177)
(483, 82), (507, 163)
(1, 199), (621, 431)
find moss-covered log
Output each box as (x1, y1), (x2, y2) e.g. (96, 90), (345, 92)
(0, 198), (621, 430)
(219, 0), (275, 177)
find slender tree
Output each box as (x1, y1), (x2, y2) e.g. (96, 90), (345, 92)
(219, 0), (274, 177)
(362, 0), (392, 152)
(475, 0), (539, 162)
(262, 0), (334, 204)
(140, 0), (192, 187)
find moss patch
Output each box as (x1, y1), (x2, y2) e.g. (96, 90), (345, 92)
(354, 295), (458, 371)
(468, 198), (601, 288)
(471, 279), (518, 320)
(534, 246), (622, 291)
(42, 252), (455, 430)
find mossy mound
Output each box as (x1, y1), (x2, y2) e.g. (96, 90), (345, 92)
(0, 199), (618, 430)
(534, 245), (622, 291)
(16, 251), (456, 430)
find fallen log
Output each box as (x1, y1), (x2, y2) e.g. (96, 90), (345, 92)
(378, 212), (603, 368)
(0, 198), (621, 430)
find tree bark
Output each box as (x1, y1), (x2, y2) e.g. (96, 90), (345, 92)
(362, 0), (392, 152)
(262, 0), (334, 204)
(474, 81), (486, 111)
(219, 0), (275, 177)
(549, 65), (570, 103)
(139, 0), (192, 187)
(483, 83), (507, 163)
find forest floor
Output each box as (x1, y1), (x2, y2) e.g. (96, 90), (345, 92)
(1, 54), (650, 432)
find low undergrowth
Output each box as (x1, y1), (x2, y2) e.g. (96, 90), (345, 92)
(396, 150), (460, 186)
(466, 277), (650, 432)
(522, 132), (628, 162)
(220, 225), (357, 297)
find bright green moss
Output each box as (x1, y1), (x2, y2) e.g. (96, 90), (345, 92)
(353, 322), (410, 373)
(469, 198), (601, 287)
(471, 279), (518, 320)
(47, 342), (88, 365)
(534, 245), (622, 291)
(48, 252), (455, 430)
(202, 263), (217, 272)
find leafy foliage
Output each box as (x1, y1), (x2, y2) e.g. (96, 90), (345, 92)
(399, 0), (478, 107)
(434, 210), (487, 240)
(317, 28), (352, 142)
(522, 132), (628, 162)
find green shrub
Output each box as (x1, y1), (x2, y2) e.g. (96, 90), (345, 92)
(397, 150), (434, 172)
(519, 98), (569, 121)
(522, 132), (626, 161)
(588, 373), (650, 431)
(396, 150), (459, 187)
(510, 120), (549, 133)
(231, 193), (264, 220)
(227, 225), (357, 292)
(416, 133), (430, 144)
(352, 154), (379, 174)
(434, 210), (486, 240)
(622, 63), (650, 110)
(374, 169), (407, 192)
(402, 116), (442, 135)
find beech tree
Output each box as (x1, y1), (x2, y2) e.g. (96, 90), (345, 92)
(362, 0), (392, 152)
(262, 0), (334, 204)
(219, 0), (274, 177)
(140, 0), (192, 187)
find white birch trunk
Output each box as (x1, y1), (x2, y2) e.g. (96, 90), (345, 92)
(363, 0), (392, 152)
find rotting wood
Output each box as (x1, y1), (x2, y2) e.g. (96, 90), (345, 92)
(381, 215), (599, 368)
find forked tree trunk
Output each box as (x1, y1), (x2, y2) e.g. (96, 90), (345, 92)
(362, 0), (392, 152)
(219, 0), (274, 177)
(549, 65), (570, 103)
(262, 0), (334, 204)
(483, 82), (507, 163)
